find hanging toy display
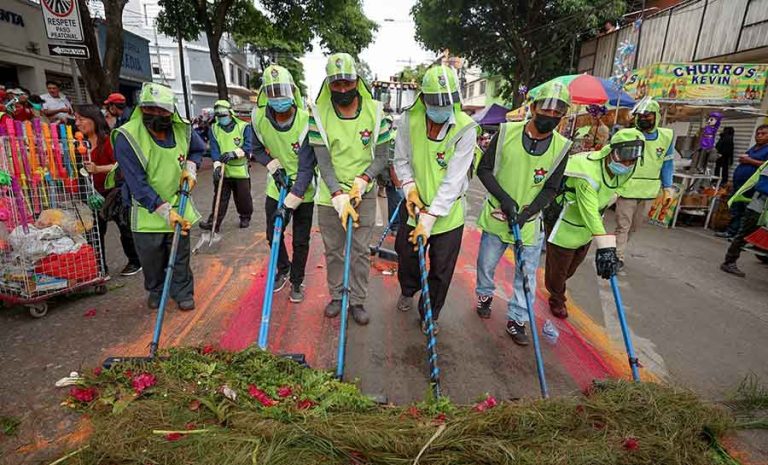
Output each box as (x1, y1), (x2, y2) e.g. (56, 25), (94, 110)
(699, 111), (723, 151)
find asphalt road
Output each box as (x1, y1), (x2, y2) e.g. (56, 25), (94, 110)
(1, 163), (766, 463)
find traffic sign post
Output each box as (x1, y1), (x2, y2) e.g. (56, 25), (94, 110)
(40, 0), (84, 42)
(48, 43), (90, 59)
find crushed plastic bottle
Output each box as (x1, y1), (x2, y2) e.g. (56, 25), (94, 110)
(542, 319), (559, 345)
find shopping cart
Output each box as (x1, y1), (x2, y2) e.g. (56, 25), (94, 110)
(0, 119), (109, 318)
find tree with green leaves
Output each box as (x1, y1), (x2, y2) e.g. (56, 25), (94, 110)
(397, 63), (429, 87)
(412, 0), (627, 102)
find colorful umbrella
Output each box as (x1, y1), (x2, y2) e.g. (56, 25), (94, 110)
(529, 74), (635, 107)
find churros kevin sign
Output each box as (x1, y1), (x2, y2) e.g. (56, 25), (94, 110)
(624, 63), (768, 105)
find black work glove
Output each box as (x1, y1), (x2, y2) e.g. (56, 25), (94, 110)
(594, 235), (619, 280)
(499, 197), (519, 231)
(219, 151), (237, 164)
(272, 205), (291, 225)
(213, 165), (222, 184)
(272, 168), (291, 191)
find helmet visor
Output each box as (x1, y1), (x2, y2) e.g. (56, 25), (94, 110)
(611, 140), (644, 161)
(533, 97), (569, 116)
(264, 83), (293, 99)
(422, 91), (461, 106)
(328, 73), (358, 84)
(631, 96), (655, 115)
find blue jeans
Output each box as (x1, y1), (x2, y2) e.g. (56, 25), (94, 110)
(475, 231), (543, 323)
(385, 183), (403, 231)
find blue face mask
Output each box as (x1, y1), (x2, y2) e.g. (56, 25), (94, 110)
(268, 98), (293, 113)
(217, 116), (232, 127)
(608, 160), (633, 176)
(425, 104), (452, 124)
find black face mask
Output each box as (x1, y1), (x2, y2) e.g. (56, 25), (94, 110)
(533, 114), (561, 134)
(143, 113), (172, 132)
(331, 88), (359, 107)
(636, 117), (654, 131)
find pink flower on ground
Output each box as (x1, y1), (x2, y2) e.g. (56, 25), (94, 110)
(165, 432), (183, 441)
(433, 413), (447, 424)
(473, 394), (498, 412)
(277, 386), (293, 398)
(188, 399), (201, 411)
(92, 367), (102, 377)
(297, 399), (316, 410)
(201, 344), (215, 355)
(69, 386), (98, 403)
(247, 385), (277, 407)
(131, 372), (157, 395)
(83, 309), (97, 318)
(623, 437), (639, 451)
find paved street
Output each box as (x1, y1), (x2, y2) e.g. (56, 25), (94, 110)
(1, 165), (767, 463)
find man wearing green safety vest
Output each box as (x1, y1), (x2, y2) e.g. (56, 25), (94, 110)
(392, 65), (478, 335)
(199, 99), (253, 231)
(309, 53), (393, 325)
(113, 82), (205, 311)
(720, 159), (768, 277)
(544, 129), (645, 318)
(474, 82), (572, 345)
(251, 65), (317, 302)
(614, 97), (675, 270)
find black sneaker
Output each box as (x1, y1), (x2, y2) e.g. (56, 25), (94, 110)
(324, 299), (341, 318)
(476, 295), (493, 319)
(289, 283), (304, 303)
(199, 220), (213, 231)
(421, 319), (439, 335)
(147, 295), (160, 310)
(720, 262), (746, 277)
(120, 263), (142, 276)
(239, 218), (250, 229)
(178, 299), (195, 311)
(506, 320), (529, 346)
(350, 304), (370, 325)
(273, 270), (289, 292)
(397, 295), (412, 312)
(714, 231), (733, 239)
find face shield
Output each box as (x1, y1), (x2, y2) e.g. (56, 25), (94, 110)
(611, 139), (644, 162)
(422, 65), (460, 107)
(328, 72), (358, 84)
(264, 83), (294, 100)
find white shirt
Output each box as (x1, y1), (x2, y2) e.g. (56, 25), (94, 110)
(393, 111), (476, 217)
(41, 93), (72, 122)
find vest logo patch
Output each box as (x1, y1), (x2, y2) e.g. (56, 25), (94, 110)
(656, 147), (664, 158)
(533, 167), (548, 184)
(233, 137), (241, 146)
(291, 142), (300, 154)
(438, 75), (446, 88)
(177, 154), (185, 167)
(359, 129), (372, 145)
(436, 151), (447, 169)
(271, 68), (279, 78)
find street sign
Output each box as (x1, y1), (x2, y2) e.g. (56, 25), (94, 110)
(40, 0), (84, 42)
(48, 43), (90, 59)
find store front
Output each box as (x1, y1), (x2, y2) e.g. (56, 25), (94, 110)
(96, 21), (152, 106)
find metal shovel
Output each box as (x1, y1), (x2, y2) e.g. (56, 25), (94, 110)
(192, 171), (224, 254)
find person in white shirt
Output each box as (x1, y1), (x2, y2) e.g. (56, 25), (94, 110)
(41, 81), (73, 123)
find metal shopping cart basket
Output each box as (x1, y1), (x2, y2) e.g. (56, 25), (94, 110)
(0, 119), (109, 317)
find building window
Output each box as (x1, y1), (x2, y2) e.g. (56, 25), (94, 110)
(462, 86), (467, 99)
(150, 54), (174, 79)
(238, 68), (244, 87)
(468, 82), (475, 98)
(229, 64), (235, 84)
(245, 73), (250, 88)
(479, 80), (486, 96)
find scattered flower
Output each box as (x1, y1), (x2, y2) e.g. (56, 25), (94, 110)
(473, 394), (498, 412)
(297, 398), (315, 410)
(185, 422), (197, 430)
(277, 386), (293, 398)
(248, 385), (277, 407)
(131, 372), (157, 395)
(188, 399), (201, 411)
(201, 345), (215, 355)
(92, 367), (102, 377)
(405, 406), (420, 419)
(623, 437), (639, 451)
(123, 369), (133, 379)
(83, 309), (97, 318)
(165, 432), (183, 441)
(592, 420), (606, 430)
(69, 386), (98, 403)
(433, 412), (447, 424)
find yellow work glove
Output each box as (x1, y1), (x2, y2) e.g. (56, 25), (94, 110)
(179, 160), (197, 192)
(408, 212), (437, 250)
(403, 182), (424, 218)
(348, 176), (369, 208)
(156, 203), (192, 236)
(331, 193), (359, 230)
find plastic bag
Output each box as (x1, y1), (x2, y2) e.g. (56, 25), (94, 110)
(9, 224), (85, 261)
(36, 205), (94, 236)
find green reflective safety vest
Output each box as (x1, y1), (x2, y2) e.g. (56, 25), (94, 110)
(476, 121), (571, 245)
(548, 151), (632, 249)
(729, 160), (768, 226)
(104, 163), (118, 190)
(212, 118), (250, 179)
(618, 127), (673, 199)
(253, 107), (314, 203)
(311, 99), (385, 206)
(405, 104), (477, 235)
(114, 117), (201, 233)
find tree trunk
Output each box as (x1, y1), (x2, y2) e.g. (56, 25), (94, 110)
(206, 32), (229, 99)
(75, 0), (127, 103)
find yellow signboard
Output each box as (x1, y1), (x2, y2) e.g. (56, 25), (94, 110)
(624, 63), (767, 105)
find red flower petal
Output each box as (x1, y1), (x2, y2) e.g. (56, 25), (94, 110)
(69, 386), (98, 403)
(297, 399), (315, 410)
(188, 399), (201, 411)
(277, 386), (293, 398)
(623, 437), (639, 451)
(185, 422), (197, 430)
(92, 367), (102, 377)
(131, 372), (157, 395)
(484, 395), (498, 409)
(201, 344), (215, 355)
(123, 370), (133, 379)
(433, 412), (447, 424)
(247, 385), (277, 407)
(472, 403), (487, 412)
(406, 406), (421, 419)
(83, 309), (97, 318)
(165, 432), (183, 441)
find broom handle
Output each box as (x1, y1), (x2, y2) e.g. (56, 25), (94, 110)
(511, 223), (549, 398)
(609, 275), (641, 381)
(417, 235), (441, 399)
(372, 198), (402, 254)
(258, 183), (288, 350)
(335, 215), (354, 380)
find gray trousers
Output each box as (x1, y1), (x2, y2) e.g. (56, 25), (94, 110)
(317, 190), (376, 306)
(133, 231), (194, 302)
